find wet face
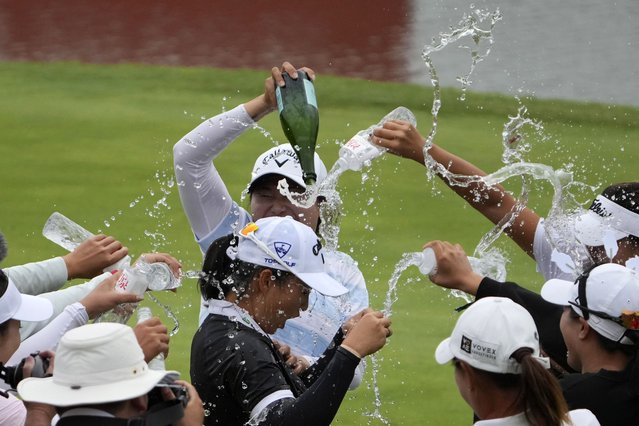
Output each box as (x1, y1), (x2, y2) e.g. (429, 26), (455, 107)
(257, 273), (311, 334)
(559, 307), (583, 371)
(250, 175), (321, 230)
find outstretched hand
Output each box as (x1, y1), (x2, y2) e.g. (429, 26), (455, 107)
(134, 316), (170, 362)
(246, 61), (316, 121)
(372, 120), (427, 163)
(423, 240), (483, 296)
(63, 234), (128, 279)
(80, 272), (142, 319)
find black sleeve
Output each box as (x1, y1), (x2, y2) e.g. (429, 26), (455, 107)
(298, 328), (345, 386)
(476, 277), (572, 372)
(258, 346), (360, 426)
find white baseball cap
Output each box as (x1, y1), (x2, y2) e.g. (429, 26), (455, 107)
(541, 263), (639, 345)
(435, 297), (549, 374)
(575, 193), (639, 246)
(0, 272), (53, 324)
(18, 323), (178, 406)
(249, 143), (328, 190)
(236, 216), (347, 297)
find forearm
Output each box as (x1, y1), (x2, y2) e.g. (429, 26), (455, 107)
(173, 104), (253, 239)
(19, 275), (104, 340)
(10, 302), (89, 364)
(260, 347), (360, 426)
(5, 257), (68, 295)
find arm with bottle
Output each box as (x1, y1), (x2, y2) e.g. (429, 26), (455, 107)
(172, 62), (316, 243)
(372, 123), (540, 257)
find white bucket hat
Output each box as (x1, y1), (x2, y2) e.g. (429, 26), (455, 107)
(0, 273), (53, 324)
(249, 143), (328, 190)
(541, 263), (639, 345)
(435, 297), (549, 374)
(575, 194), (639, 246)
(236, 216), (347, 297)
(18, 323), (178, 406)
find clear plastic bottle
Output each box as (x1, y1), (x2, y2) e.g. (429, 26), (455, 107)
(137, 307), (166, 370)
(42, 212), (132, 272)
(146, 261), (181, 291)
(94, 263), (149, 324)
(418, 247), (438, 276)
(335, 106), (417, 172)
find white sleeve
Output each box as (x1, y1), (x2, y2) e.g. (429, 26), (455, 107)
(4, 257), (68, 295)
(18, 274), (105, 340)
(0, 392), (26, 426)
(173, 104), (256, 242)
(8, 302), (89, 365)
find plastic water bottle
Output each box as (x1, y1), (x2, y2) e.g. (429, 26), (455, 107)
(146, 261), (181, 291)
(137, 307), (166, 370)
(276, 70), (319, 185)
(94, 264), (149, 324)
(418, 247), (438, 276)
(335, 106), (417, 172)
(42, 212), (132, 272)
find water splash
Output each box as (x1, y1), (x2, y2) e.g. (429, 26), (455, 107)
(421, 8), (503, 156)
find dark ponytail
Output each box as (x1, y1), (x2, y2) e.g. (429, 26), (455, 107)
(512, 348), (571, 426)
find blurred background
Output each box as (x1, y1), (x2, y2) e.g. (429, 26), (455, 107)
(1, 0), (638, 105)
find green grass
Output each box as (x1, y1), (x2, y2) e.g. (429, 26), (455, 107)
(1, 61), (637, 424)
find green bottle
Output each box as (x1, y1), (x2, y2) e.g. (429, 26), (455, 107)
(275, 70), (319, 185)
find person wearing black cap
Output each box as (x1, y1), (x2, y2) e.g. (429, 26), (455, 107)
(191, 216), (391, 426)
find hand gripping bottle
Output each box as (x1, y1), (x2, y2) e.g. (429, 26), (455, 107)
(276, 70), (319, 185)
(137, 307), (166, 370)
(42, 211), (131, 272)
(335, 106), (417, 172)
(94, 259), (179, 324)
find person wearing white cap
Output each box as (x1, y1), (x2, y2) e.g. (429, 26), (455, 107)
(425, 242), (638, 425)
(435, 297), (599, 425)
(191, 216), (391, 425)
(539, 263), (639, 425)
(173, 62), (369, 384)
(18, 322), (204, 426)
(0, 268), (54, 426)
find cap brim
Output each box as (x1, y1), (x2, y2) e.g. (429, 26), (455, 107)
(575, 211), (627, 246)
(296, 271), (348, 297)
(14, 294), (54, 322)
(540, 278), (575, 306)
(18, 370), (179, 407)
(434, 337), (454, 365)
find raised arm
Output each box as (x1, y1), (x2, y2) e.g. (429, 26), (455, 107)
(373, 121), (540, 256)
(173, 62), (314, 244)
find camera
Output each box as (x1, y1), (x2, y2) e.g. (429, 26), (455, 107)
(147, 383), (189, 409)
(0, 351), (50, 389)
